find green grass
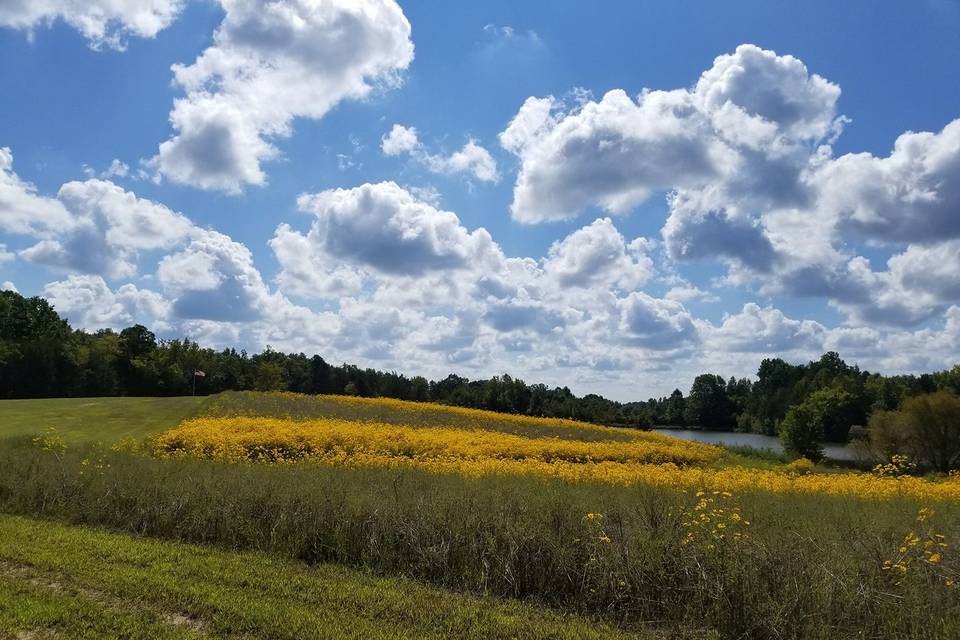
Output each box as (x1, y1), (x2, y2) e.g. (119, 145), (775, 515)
(2, 438), (958, 640)
(0, 396), (205, 442)
(0, 515), (651, 640)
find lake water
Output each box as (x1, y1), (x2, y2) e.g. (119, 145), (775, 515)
(652, 429), (858, 462)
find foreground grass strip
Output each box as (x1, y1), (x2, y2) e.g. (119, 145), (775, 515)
(0, 516), (649, 640)
(0, 396), (205, 443)
(0, 573), (203, 640)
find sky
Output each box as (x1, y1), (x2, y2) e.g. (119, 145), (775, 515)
(1, 0), (959, 401)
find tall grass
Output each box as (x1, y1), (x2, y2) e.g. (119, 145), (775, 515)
(1, 437), (957, 640)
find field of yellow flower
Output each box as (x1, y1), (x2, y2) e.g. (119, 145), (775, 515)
(151, 415), (722, 466)
(149, 393), (960, 503)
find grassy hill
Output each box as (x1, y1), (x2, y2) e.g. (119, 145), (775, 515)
(0, 396), (205, 442)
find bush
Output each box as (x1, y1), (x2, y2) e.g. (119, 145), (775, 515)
(784, 457), (815, 475)
(780, 403), (824, 462)
(869, 391), (960, 473)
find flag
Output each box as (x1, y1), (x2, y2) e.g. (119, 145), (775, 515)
(194, 370), (206, 377)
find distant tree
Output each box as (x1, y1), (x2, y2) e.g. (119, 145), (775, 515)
(0, 292), (75, 398)
(664, 389), (686, 426)
(685, 374), (736, 430)
(254, 361), (285, 392)
(746, 358), (805, 434)
(934, 365), (960, 395)
(343, 382), (359, 396)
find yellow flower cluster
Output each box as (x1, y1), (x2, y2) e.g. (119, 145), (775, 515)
(680, 490), (750, 550)
(32, 427), (66, 454)
(150, 416), (960, 502)
(151, 416), (721, 467)
(882, 507), (957, 588)
(873, 454), (917, 477)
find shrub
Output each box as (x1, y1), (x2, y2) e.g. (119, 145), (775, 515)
(784, 457), (815, 475)
(869, 391), (960, 473)
(780, 403), (824, 462)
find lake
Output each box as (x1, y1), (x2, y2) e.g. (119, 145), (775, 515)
(652, 429), (859, 462)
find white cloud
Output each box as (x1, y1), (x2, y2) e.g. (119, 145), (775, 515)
(617, 292), (699, 351)
(706, 303), (826, 353)
(502, 89), (728, 223)
(0, 0), (184, 50)
(153, 0), (414, 193)
(664, 284), (718, 303)
(381, 124), (420, 156)
(270, 222), (365, 298)
(84, 159), (131, 179)
(43, 274), (171, 330)
(543, 217), (653, 290)
(382, 124), (499, 182)
(501, 44), (841, 224)
(0, 147), (74, 236)
(694, 43), (840, 143)
(158, 229), (274, 322)
(1, 281), (16, 293)
(815, 119), (960, 243)
(19, 178), (197, 278)
(289, 182), (503, 279)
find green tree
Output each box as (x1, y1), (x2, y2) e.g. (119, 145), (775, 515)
(780, 402), (824, 461)
(254, 361), (286, 392)
(664, 389), (686, 426)
(685, 374), (736, 430)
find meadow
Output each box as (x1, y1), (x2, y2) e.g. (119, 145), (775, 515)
(1, 391), (959, 639)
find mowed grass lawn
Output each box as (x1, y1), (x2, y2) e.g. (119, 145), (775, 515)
(0, 396), (205, 442)
(0, 515), (652, 640)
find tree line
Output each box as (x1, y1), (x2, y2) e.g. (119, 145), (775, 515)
(2, 290), (958, 467)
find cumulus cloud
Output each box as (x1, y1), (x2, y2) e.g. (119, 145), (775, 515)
(617, 292), (698, 350)
(0, 281), (16, 293)
(381, 124), (420, 156)
(19, 178), (197, 278)
(0, 147), (73, 236)
(152, 0), (414, 193)
(500, 44), (840, 224)
(706, 303), (826, 353)
(381, 124), (499, 182)
(158, 230), (273, 322)
(0, 0), (184, 50)
(498, 43), (959, 330)
(286, 182), (503, 280)
(543, 217), (653, 290)
(815, 119), (960, 243)
(501, 89), (728, 223)
(43, 274), (171, 330)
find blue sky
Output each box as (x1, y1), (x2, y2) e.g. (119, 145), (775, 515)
(1, 0), (959, 400)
